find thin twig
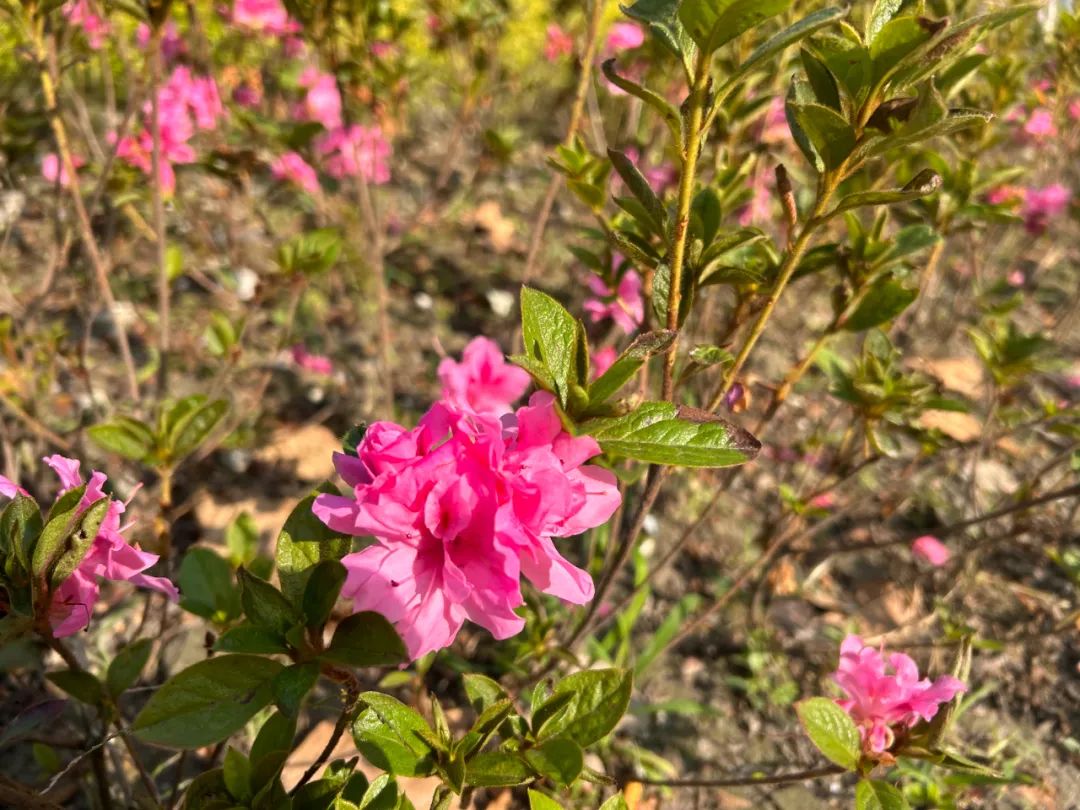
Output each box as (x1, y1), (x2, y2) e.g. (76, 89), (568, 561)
(626, 763), (844, 789)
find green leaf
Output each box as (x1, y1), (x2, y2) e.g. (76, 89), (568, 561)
(180, 768), (230, 808)
(360, 693), (441, 750)
(599, 796), (629, 810)
(276, 484), (351, 606)
(106, 639), (153, 698)
(354, 708), (438, 781)
(800, 47), (841, 111)
(582, 402), (760, 468)
(464, 751), (533, 788)
(169, 398), (228, 462)
(278, 228), (343, 276)
(865, 0), (902, 43)
(523, 737), (584, 786)
(462, 674), (507, 712)
(48, 497), (109, 589)
(132, 654), (284, 749)
(679, 0), (791, 53)
(273, 662), (320, 717)
(723, 6), (848, 94)
(30, 485), (87, 580)
(2, 494), (42, 576)
(239, 567), (300, 636)
(214, 623), (290, 654)
(788, 102), (856, 171)
(179, 547), (241, 622)
(687, 345), (733, 369)
(608, 149), (667, 235)
(830, 169), (942, 215)
(302, 559), (347, 628)
(250, 711), (296, 769)
(528, 790), (566, 810)
(651, 262), (694, 328)
(46, 670), (103, 706)
(621, 0), (695, 67)
(533, 669), (633, 748)
(588, 330), (676, 405)
(520, 287), (583, 407)
(322, 612), (407, 668)
(600, 61), (680, 142)
(226, 512), (259, 566)
(224, 746), (253, 803)
(87, 418), (156, 462)
(856, 779), (910, 810)
(842, 279), (918, 331)
(795, 697), (862, 770)
(357, 772), (400, 810)
(870, 17), (933, 85)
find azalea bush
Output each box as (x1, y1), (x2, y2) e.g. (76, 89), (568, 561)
(0, 0), (1078, 808)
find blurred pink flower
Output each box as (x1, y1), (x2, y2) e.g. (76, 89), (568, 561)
(623, 147), (677, 194)
(584, 268), (644, 335)
(63, 0), (110, 50)
(911, 535), (951, 566)
(592, 346), (617, 379)
(1069, 99), (1080, 121)
(370, 40), (396, 59)
(1022, 183), (1071, 234)
(135, 21), (185, 61)
(316, 125), (391, 184)
(986, 185), (1024, 207)
(437, 336), (531, 417)
(313, 391), (620, 659)
(760, 96), (790, 144)
(1006, 270), (1026, 287)
(271, 152), (320, 194)
(545, 24), (574, 62)
(1023, 107), (1057, 140)
(738, 172), (773, 226)
(808, 492), (835, 510)
(298, 67), (343, 130)
(42, 153), (85, 189)
(605, 21), (645, 54)
(231, 0), (298, 36)
(232, 83), (262, 108)
(290, 344), (333, 375)
(284, 36), (306, 58)
(0, 456), (177, 638)
(833, 635), (967, 753)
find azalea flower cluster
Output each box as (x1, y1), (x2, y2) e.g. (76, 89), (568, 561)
(833, 635), (967, 754)
(116, 65), (225, 195)
(0, 456), (177, 638)
(312, 337), (621, 660)
(986, 182), (1072, 235)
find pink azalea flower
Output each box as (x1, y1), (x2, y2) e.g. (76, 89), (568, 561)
(808, 492), (835, 510)
(42, 153), (85, 189)
(1069, 99), (1080, 121)
(313, 392), (621, 660)
(231, 0), (298, 36)
(738, 171), (772, 226)
(1022, 183), (1071, 234)
(283, 36), (306, 58)
(136, 21), (186, 61)
(986, 185), (1025, 207)
(1023, 107), (1057, 140)
(370, 41), (396, 60)
(290, 344), (333, 375)
(545, 24), (574, 62)
(584, 268), (644, 335)
(316, 125), (391, 184)
(298, 67), (343, 130)
(232, 82), (262, 108)
(911, 535), (951, 566)
(760, 96), (790, 144)
(833, 635), (967, 754)
(0, 456), (178, 638)
(63, 0), (110, 50)
(437, 337), (531, 417)
(271, 152), (320, 194)
(605, 21), (645, 54)
(592, 346), (617, 379)
(1006, 270), (1026, 287)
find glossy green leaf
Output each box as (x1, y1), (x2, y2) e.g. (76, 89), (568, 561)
(588, 330), (676, 405)
(47, 497), (109, 589)
(856, 779), (910, 810)
(106, 639), (153, 698)
(238, 567), (300, 636)
(830, 169), (942, 215)
(225, 512), (259, 566)
(30, 485), (87, 580)
(870, 17), (933, 85)
(520, 287), (584, 406)
(788, 102), (856, 171)
(582, 402), (760, 468)
(132, 655), (284, 748)
(528, 790), (566, 810)
(273, 662), (320, 717)
(276, 483), (351, 605)
(599, 796), (630, 810)
(214, 623), (290, 655)
(523, 737), (584, 786)
(302, 559), (347, 628)
(464, 751), (533, 788)
(533, 669), (633, 747)
(169, 398), (228, 462)
(678, 0), (791, 54)
(795, 697), (861, 770)
(608, 149), (667, 235)
(322, 612), (407, 668)
(866, 0), (901, 42)
(223, 746), (253, 803)
(352, 706), (437, 778)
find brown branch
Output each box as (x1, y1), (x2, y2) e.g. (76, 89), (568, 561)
(625, 764), (845, 789)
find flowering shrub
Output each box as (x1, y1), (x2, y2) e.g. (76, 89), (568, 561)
(0, 0), (1077, 808)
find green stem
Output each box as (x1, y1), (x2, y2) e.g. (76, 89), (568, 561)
(661, 57), (711, 401)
